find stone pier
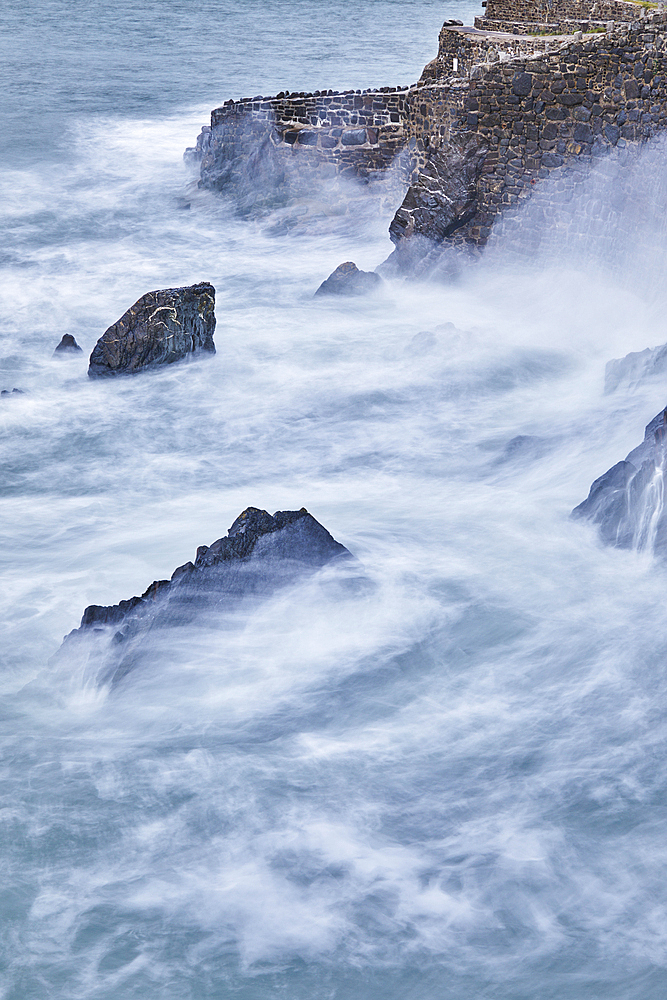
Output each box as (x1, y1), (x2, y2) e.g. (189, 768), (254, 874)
(187, 1), (667, 268)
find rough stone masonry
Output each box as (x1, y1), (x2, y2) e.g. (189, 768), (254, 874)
(187, 0), (667, 266)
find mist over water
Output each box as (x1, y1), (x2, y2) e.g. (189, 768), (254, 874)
(4, 2), (667, 998)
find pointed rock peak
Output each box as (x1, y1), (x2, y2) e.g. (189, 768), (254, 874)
(228, 507), (280, 538)
(227, 506), (310, 539)
(65, 507), (351, 645)
(315, 262), (381, 297)
(54, 334), (83, 355)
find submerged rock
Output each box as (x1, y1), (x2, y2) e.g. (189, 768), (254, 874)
(59, 507), (352, 686)
(573, 406), (667, 553)
(315, 261), (382, 297)
(54, 334), (83, 355)
(88, 281), (216, 378)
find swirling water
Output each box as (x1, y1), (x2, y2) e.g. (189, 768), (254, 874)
(4, 2), (667, 998)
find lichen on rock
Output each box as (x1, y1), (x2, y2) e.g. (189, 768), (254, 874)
(88, 281), (216, 378)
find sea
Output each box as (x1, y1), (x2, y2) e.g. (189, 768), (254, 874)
(3, 1), (667, 997)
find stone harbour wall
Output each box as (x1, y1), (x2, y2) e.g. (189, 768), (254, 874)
(393, 13), (667, 251)
(420, 24), (569, 82)
(483, 0), (645, 25)
(190, 87), (410, 195)
(475, 17), (614, 31)
(188, 5), (667, 262)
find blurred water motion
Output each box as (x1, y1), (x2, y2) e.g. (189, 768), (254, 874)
(3, 2), (667, 998)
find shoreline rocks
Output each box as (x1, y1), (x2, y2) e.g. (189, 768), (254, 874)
(605, 342), (667, 394)
(573, 407), (667, 553)
(88, 282), (216, 378)
(54, 334), (83, 355)
(60, 507), (352, 686)
(315, 262), (382, 296)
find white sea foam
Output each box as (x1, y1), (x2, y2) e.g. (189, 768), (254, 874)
(4, 3), (667, 998)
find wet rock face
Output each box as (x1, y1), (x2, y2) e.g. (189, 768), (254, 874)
(389, 135), (488, 248)
(88, 282), (216, 378)
(605, 342), (667, 393)
(315, 261), (382, 296)
(54, 334), (83, 355)
(573, 407), (667, 553)
(60, 507), (352, 686)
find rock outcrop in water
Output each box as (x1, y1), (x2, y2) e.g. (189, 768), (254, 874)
(605, 342), (667, 394)
(573, 407), (667, 553)
(60, 507), (351, 685)
(315, 262), (382, 297)
(88, 282), (216, 378)
(54, 334), (83, 355)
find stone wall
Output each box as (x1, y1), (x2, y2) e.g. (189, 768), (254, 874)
(474, 17), (613, 31)
(189, 88), (410, 201)
(420, 24), (570, 83)
(483, 0), (644, 24)
(188, 7), (667, 266)
(393, 13), (667, 253)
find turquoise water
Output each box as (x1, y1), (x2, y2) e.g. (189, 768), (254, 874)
(3, 2), (667, 998)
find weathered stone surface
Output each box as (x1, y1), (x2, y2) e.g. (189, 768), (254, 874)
(54, 334), (82, 355)
(512, 72), (533, 98)
(315, 261), (382, 296)
(341, 128), (368, 145)
(59, 507), (352, 686)
(189, 5), (667, 265)
(573, 407), (667, 553)
(88, 282), (216, 379)
(389, 134), (488, 248)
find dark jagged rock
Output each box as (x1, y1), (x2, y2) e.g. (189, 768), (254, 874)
(54, 334), (83, 355)
(573, 407), (667, 552)
(315, 262), (382, 297)
(388, 135), (488, 251)
(1, 388), (25, 396)
(88, 282), (216, 378)
(59, 507), (352, 686)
